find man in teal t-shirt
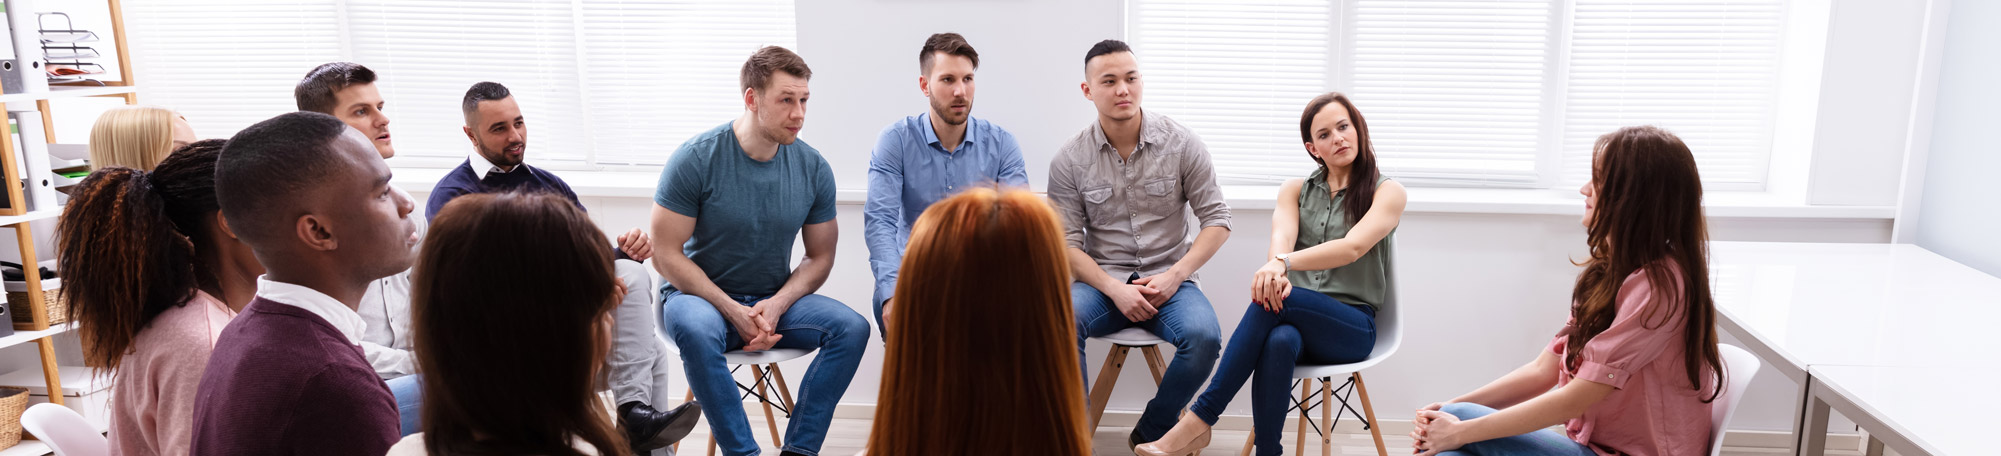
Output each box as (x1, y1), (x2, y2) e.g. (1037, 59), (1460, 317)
(649, 45), (867, 456)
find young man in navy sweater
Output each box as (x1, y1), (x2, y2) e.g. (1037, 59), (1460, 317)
(191, 111), (416, 455)
(426, 81), (699, 453)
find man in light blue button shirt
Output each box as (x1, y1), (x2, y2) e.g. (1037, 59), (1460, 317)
(865, 32), (1029, 338)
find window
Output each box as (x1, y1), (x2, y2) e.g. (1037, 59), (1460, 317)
(1557, 0), (1785, 190)
(1128, 0), (1334, 184)
(1132, 0), (1793, 190)
(1346, 0), (1554, 187)
(123, 0), (344, 139)
(125, 0), (797, 168)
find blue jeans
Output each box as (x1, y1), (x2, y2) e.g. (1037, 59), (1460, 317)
(1433, 403), (1596, 456)
(385, 374), (422, 436)
(1073, 279), (1222, 441)
(1189, 288), (1375, 455)
(661, 290), (870, 456)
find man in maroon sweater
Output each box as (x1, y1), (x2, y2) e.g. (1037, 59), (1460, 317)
(191, 111), (420, 455)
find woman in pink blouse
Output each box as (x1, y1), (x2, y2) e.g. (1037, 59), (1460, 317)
(58, 139), (264, 456)
(1409, 126), (1726, 456)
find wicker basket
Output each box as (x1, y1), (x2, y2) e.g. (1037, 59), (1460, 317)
(5, 278), (64, 326)
(0, 386), (26, 449)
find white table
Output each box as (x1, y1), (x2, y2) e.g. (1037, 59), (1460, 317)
(1710, 241), (2001, 456)
(1804, 365), (1986, 456)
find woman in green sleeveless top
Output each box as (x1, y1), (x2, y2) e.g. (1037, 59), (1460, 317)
(1138, 93), (1406, 456)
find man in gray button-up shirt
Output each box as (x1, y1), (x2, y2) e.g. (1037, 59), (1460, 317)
(1047, 39), (1231, 448)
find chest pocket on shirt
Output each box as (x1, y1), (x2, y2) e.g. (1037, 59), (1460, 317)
(1142, 178), (1178, 207)
(1081, 186), (1115, 224)
(1083, 186), (1113, 204)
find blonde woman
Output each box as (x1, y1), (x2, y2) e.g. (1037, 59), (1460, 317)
(89, 105), (196, 170)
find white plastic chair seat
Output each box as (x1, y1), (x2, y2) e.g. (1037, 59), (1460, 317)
(1291, 329), (1400, 379)
(655, 325), (816, 365)
(722, 347), (811, 365)
(1096, 327), (1168, 346)
(22, 402), (107, 456)
(1709, 344), (1761, 456)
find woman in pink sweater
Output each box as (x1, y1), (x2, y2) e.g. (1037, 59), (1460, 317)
(1409, 126), (1726, 456)
(58, 139), (264, 456)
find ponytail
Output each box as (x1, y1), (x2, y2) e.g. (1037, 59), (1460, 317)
(57, 138), (224, 371)
(59, 168), (198, 370)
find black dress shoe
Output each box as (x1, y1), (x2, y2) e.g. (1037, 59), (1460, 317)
(619, 400), (703, 452)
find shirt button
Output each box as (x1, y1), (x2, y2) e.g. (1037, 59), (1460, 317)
(1607, 374), (1615, 379)
(947, 185), (954, 190)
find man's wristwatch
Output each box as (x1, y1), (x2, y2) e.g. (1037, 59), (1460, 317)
(1275, 253), (1292, 271)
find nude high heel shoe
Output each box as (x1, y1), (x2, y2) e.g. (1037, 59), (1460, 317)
(1132, 428), (1211, 456)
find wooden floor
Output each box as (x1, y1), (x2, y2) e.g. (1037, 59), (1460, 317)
(661, 414), (1868, 456)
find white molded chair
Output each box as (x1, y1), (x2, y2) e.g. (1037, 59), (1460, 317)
(21, 403), (107, 456)
(1709, 344), (1761, 456)
(1244, 252), (1404, 456)
(652, 289), (814, 456)
(1085, 327), (1172, 432)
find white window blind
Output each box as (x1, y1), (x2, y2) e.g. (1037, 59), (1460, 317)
(1558, 0), (1785, 190)
(124, 0), (795, 168)
(347, 0), (592, 164)
(579, 1), (798, 166)
(1131, 0), (1791, 190)
(124, 0), (344, 140)
(1129, 0), (1333, 185)
(1348, 0), (1554, 188)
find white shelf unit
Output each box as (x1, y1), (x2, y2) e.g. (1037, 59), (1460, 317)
(0, 85), (136, 104)
(0, 440), (47, 456)
(0, 210), (56, 227)
(0, 0), (141, 452)
(0, 323), (71, 351)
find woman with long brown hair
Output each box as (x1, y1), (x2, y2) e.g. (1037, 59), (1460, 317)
(388, 192), (630, 456)
(1409, 126), (1723, 456)
(865, 187), (1090, 456)
(58, 139), (263, 456)
(1138, 92), (1405, 456)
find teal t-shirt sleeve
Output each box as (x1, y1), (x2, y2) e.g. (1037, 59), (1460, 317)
(655, 147), (705, 217)
(807, 154), (837, 225)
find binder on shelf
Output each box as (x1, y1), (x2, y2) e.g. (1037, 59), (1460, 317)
(0, 120), (26, 217)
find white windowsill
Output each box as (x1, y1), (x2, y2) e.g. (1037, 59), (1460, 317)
(389, 168), (1895, 220)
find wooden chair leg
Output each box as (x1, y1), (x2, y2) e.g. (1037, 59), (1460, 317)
(1355, 373), (1388, 456)
(1321, 378), (1334, 456)
(769, 363), (797, 412)
(1240, 430), (1256, 456)
(673, 389), (696, 453)
(1086, 346), (1130, 431)
(750, 365), (784, 448)
(1296, 379), (1311, 452)
(1140, 345), (1167, 385)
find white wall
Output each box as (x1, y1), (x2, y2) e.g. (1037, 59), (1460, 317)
(1914, 0), (2001, 276)
(1805, 0), (1936, 207)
